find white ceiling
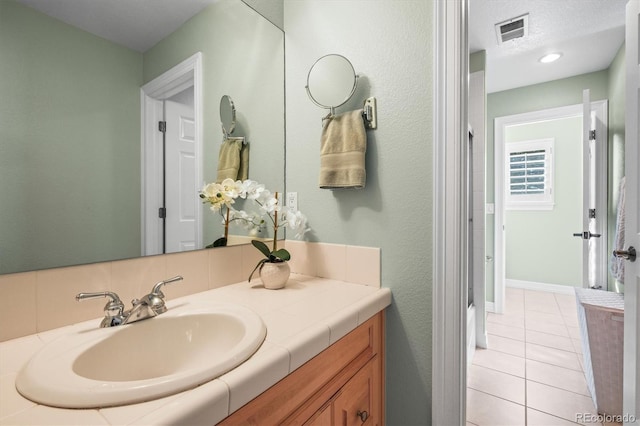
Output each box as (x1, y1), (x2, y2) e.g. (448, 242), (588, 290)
(16, 0), (628, 89)
(469, 0), (627, 93)
(15, 0), (219, 52)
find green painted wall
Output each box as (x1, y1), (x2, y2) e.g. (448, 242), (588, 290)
(0, 0), (142, 274)
(505, 117), (583, 286)
(607, 44), (625, 293)
(470, 50), (486, 73)
(143, 0), (285, 244)
(485, 70), (609, 301)
(284, 1), (432, 423)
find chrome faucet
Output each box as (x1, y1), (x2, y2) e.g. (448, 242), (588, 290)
(76, 276), (184, 328)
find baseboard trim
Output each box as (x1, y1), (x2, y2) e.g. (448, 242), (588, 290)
(506, 279), (578, 295)
(486, 301), (495, 313)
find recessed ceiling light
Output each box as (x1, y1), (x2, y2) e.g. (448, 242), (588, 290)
(539, 53), (562, 64)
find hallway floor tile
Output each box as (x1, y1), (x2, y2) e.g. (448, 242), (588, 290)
(466, 288), (621, 426)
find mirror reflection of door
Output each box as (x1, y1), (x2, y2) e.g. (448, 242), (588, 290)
(164, 88), (197, 254)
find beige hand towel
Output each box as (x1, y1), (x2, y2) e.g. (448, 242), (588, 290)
(216, 138), (249, 182)
(319, 109), (366, 189)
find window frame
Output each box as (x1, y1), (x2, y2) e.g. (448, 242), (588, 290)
(504, 138), (554, 211)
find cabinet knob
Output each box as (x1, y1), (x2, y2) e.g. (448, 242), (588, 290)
(357, 410), (369, 422)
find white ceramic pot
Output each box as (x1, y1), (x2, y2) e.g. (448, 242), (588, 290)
(259, 261), (290, 290)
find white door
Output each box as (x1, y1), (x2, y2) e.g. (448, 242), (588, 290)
(164, 99), (197, 253)
(623, 0), (640, 422)
(579, 90), (607, 289)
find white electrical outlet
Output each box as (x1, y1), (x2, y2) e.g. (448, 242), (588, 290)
(287, 192), (298, 210)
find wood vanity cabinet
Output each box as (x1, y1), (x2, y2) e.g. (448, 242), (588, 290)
(218, 312), (384, 426)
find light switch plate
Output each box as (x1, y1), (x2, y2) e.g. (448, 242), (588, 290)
(287, 192), (298, 210)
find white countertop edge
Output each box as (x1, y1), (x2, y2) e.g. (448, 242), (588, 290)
(0, 278), (391, 426)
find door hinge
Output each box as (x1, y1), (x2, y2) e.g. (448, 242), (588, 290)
(158, 121), (167, 133)
(589, 208), (596, 218)
(158, 207), (166, 219)
(589, 130), (596, 140)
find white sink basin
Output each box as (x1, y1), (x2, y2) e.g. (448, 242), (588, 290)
(15, 303), (266, 408)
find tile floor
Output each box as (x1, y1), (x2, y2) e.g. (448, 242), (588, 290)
(466, 287), (621, 426)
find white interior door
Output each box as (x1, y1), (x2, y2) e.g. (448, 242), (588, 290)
(164, 99), (197, 253)
(579, 90), (605, 289)
(623, 0), (640, 422)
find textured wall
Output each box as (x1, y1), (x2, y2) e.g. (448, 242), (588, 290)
(0, 0), (142, 274)
(283, 1), (433, 423)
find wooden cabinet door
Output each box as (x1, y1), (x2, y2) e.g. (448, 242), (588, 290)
(332, 358), (377, 426)
(304, 402), (334, 426)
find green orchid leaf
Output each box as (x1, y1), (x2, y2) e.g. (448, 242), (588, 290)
(212, 237), (227, 247)
(248, 258), (268, 282)
(251, 240), (272, 258)
(271, 248), (291, 261)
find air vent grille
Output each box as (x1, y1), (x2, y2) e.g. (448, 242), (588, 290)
(495, 14), (529, 44)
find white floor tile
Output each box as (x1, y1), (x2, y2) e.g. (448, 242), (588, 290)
(472, 348), (526, 378)
(486, 334), (525, 358)
(526, 381), (597, 424)
(526, 330), (576, 352)
(468, 364), (525, 404)
(487, 312), (525, 328)
(525, 311), (566, 326)
(466, 388), (525, 426)
(526, 343), (582, 371)
(487, 322), (526, 341)
(468, 289), (595, 426)
(526, 359), (590, 396)
(526, 408), (581, 425)
(526, 321), (570, 338)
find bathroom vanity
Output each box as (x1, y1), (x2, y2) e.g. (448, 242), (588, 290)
(220, 312), (383, 425)
(0, 274), (390, 425)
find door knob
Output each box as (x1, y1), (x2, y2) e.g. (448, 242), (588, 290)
(613, 246), (636, 262)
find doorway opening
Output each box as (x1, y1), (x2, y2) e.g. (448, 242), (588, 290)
(493, 100), (608, 313)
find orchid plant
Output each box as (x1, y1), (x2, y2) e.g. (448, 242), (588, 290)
(199, 178), (265, 247)
(199, 179), (310, 281)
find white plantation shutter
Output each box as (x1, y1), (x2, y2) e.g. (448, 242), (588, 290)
(505, 139), (554, 210)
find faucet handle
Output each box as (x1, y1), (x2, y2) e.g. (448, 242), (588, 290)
(151, 275), (184, 297)
(142, 276), (183, 315)
(75, 291), (125, 327)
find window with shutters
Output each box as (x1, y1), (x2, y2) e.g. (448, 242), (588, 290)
(505, 138), (554, 210)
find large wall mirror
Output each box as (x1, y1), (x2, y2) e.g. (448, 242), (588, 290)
(0, 0), (285, 275)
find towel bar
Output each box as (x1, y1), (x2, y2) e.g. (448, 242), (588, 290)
(224, 135), (246, 145)
(363, 97), (377, 129)
(320, 97), (377, 130)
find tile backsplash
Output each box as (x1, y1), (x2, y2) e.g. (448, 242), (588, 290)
(0, 242), (380, 342)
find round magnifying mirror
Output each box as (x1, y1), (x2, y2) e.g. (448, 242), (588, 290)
(306, 54), (357, 109)
(220, 95), (236, 136)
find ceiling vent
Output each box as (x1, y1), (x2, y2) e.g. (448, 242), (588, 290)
(495, 14), (529, 44)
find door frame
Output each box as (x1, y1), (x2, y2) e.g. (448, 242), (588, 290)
(493, 101), (608, 313)
(432, 0), (468, 424)
(140, 52), (203, 256)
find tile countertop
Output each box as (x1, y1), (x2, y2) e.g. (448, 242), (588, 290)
(0, 275), (391, 425)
